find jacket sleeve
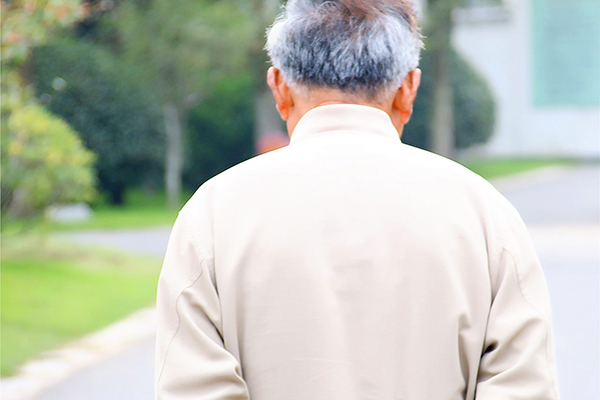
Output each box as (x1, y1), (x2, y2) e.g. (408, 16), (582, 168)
(476, 207), (560, 399)
(155, 211), (250, 400)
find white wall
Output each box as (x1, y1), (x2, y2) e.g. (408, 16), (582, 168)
(452, 1), (600, 158)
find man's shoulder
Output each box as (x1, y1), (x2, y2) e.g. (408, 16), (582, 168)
(209, 146), (293, 187)
(400, 144), (494, 189)
(181, 147), (292, 211)
(401, 145), (519, 216)
(184, 141), (508, 215)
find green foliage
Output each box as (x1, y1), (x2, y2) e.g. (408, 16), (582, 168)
(452, 52), (496, 149)
(0, 0), (84, 67)
(402, 47), (496, 151)
(1, 0), (86, 124)
(1, 103), (97, 217)
(106, 0), (263, 207)
(25, 0), (266, 205)
(184, 74), (257, 190)
(1, 233), (161, 376)
(51, 188), (188, 231)
(111, 0), (257, 102)
(29, 39), (165, 204)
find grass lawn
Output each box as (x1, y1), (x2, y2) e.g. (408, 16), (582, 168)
(52, 203), (179, 231)
(2, 189), (193, 234)
(0, 233), (162, 377)
(50, 189), (192, 231)
(462, 158), (574, 181)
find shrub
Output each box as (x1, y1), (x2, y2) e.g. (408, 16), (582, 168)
(1, 103), (97, 218)
(29, 40), (164, 204)
(402, 47), (496, 151)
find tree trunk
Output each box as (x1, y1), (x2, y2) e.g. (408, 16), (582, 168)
(163, 102), (183, 210)
(108, 184), (126, 205)
(6, 187), (30, 218)
(431, 47), (455, 159)
(426, 0), (458, 159)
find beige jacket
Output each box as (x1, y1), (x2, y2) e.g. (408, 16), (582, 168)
(156, 104), (560, 400)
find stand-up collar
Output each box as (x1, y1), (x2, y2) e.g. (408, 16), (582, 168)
(289, 104), (401, 144)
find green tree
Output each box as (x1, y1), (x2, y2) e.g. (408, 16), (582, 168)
(183, 0), (280, 189)
(400, 0), (496, 156)
(106, 0), (258, 208)
(184, 74), (257, 190)
(1, 103), (96, 217)
(402, 47), (495, 151)
(1, 1), (98, 218)
(30, 39), (165, 204)
(1, 0), (85, 107)
(422, 0), (464, 158)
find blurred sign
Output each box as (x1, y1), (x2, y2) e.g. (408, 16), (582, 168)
(532, 0), (600, 106)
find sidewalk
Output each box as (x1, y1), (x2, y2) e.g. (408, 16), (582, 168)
(2, 164), (598, 400)
(1, 309), (157, 400)
(1, 229), (169, 400)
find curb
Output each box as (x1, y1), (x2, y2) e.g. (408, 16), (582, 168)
(0, 307), (156, 400)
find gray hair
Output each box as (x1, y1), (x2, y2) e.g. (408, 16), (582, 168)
(265, 0), (423, 100)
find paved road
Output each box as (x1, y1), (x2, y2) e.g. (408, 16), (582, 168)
(55, 226), (172, 257)
(33, 338), (155, 400)
(32, 165), (600, 400)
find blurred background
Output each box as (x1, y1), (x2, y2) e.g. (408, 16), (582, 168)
(1, 0), (598, 399)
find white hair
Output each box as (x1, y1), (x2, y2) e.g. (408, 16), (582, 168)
(265, 0), (423, 100)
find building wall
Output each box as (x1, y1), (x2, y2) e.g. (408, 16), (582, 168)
(452, 0), (600, 158)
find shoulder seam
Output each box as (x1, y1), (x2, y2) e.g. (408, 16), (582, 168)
(179, 207), (212, 261)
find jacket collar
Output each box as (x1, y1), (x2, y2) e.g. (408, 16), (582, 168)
(289, 104), (401, 144)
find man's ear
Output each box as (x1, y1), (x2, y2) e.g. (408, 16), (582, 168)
(267, 67), (294, 121)
(391, 68), (422, 127)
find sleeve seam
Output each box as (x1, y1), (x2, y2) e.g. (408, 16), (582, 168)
(156, 213), (210, 396)
(155, 261), (207, 394)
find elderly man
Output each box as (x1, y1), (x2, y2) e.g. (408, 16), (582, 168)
(155, 1), (560, 399)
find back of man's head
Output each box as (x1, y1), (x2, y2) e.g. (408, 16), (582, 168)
(265, 0), (423, 101)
